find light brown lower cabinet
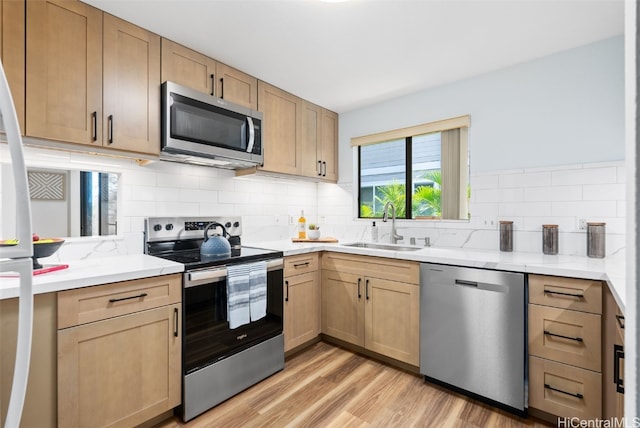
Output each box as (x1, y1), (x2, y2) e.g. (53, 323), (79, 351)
(57, 274), (181, 428)
(603, 285), (625, 421)
(321, 253), (419, 366)
(284, 254), (321, 352)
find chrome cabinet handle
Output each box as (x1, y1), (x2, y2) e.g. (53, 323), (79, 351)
(544, 289), (584, 299)
(210, 74), (215, 96)
(285, 280), (289, 302)
(357, 278), (361, 299)
(173, 307), (179, 337)
(544, 383), (583, 399)
(544, 330), (583, 342)
(109, 292), (147, 303)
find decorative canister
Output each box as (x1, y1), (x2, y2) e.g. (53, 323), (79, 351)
(587, 222), (606, 258)
(499, 221), (513, 252)
(542, 224), (558, 255)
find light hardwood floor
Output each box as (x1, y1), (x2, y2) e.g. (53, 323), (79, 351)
(155, 342), (552, 427)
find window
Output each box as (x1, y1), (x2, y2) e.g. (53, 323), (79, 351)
(354, 116), (469, 220)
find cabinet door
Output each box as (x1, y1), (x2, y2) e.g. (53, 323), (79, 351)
(301, 101), (321, 179)
(26, 0), (102, 145)
(103, 14), (160, 155)
(1, 0), (25, 132)
(319, 108), (338, 182)
(58, 304), (181, 428)
(161, 38), (216, 95)
(284, 271), (320, 352)
(216, 62), (257, 110)
(603, 287), (625, 420)
(321, 270), (364, 346)
(257, 81), (302, 175)
(365, 277), (419, 365)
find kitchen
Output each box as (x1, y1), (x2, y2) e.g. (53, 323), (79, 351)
(0, 0), (634, 427)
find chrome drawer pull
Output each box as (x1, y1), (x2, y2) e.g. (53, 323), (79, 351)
(543, 330), (583, 342)
(544, 383), (584, 399)
(109, 292), (148, 303)
(543, 289), (584, 299)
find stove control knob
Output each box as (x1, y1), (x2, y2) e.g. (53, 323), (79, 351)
(165, 224), (174, 231)
(153, 224), (162, 232)
(225, 222), (232, 228)
(233, 221), (240, 228)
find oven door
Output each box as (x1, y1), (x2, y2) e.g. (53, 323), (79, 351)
(182, 258), (283, 374)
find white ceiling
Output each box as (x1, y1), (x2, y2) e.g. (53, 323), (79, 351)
(85, 0), (624, 113)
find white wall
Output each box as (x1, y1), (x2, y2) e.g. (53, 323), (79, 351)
(338, 36), (624, 181)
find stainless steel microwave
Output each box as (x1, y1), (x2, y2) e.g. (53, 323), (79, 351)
(161, 81), (263, 169)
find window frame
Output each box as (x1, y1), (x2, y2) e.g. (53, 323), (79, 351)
(353, 115), (470, 221)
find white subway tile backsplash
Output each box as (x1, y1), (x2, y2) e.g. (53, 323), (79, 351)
(499, 201), (552, 217)
(523, 185), (582, 202)
(551, 200), (617, 218)
(582, 183), (625, 201)
(551, 167), (617, 186)
(470, 174), (499, 190)
(499, 171), (552, 188)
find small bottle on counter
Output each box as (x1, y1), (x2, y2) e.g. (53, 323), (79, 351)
(499, 221), (513, 252)
(587, 222), (606, 258)
(371, 221), (378, 242)
(298, 210), (306, 239)
(542, 224), (558, 255)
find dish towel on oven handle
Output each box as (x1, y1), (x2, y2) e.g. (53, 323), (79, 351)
(226, 263), (251, 329)
(249, 261), (267, 321)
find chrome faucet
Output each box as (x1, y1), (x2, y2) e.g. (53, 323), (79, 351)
(382, 202), (403, 244)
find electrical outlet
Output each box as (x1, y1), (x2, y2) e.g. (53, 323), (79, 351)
(578, 219), (587, 230)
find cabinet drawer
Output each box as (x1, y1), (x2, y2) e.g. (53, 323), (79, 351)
(58, 274), (182, 329)
(529, 356), (601, 420)
(322, 252), (419, 284)
(284, 253), (318, 277)
(529, 274), (602, 314)
(529, 304), (601, 371)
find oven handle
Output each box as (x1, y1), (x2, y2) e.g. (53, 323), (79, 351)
(185, 258), (283, 288)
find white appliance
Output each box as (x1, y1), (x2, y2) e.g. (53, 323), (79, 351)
(0, 59), (34, 427)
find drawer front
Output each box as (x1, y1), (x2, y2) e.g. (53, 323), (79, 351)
(529, 356), (602, 420)
(322, 252), (419, 284)
(284, 253), (319, 277)
(528, 304), (601, 371)
(529, 274), (602, 314)
(58, 274), (182, 329)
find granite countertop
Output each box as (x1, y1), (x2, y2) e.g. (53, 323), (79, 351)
(253, 240), (626, 312)
(0, 254), (184, 300)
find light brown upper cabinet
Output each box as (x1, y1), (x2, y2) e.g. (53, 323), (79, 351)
(257, 81), (302, 175)
(253, 85), (338, 181)
(161, 38), (257, 110)
(288, 100), (339, 181)
(26, 0), (160, 155)
(1, 0), (25, 132)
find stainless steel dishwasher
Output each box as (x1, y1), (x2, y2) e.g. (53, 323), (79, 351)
(420, 263), (526, 414)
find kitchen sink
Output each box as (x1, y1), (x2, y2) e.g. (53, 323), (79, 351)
(341, 242), (423, 252)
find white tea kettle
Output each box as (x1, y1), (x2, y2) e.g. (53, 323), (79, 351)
(200, 222), (231, 259)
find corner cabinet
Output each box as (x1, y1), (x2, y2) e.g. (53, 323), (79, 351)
(57, 274), (181, 428)
(283, 253), (321, 352)
(26, 0), (161, 155)
(321, 252), (419, 366)
(161, 38), (258, 110)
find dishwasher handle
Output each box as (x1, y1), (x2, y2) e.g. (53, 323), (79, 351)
(454, 279), (508, 293)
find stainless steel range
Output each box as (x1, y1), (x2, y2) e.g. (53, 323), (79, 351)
(144, 216), (284, 422)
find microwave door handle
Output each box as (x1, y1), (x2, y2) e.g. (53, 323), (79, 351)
(246, 116), (255, 153)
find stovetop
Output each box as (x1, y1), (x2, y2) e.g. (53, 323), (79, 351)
(144, 216), (282, 270)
